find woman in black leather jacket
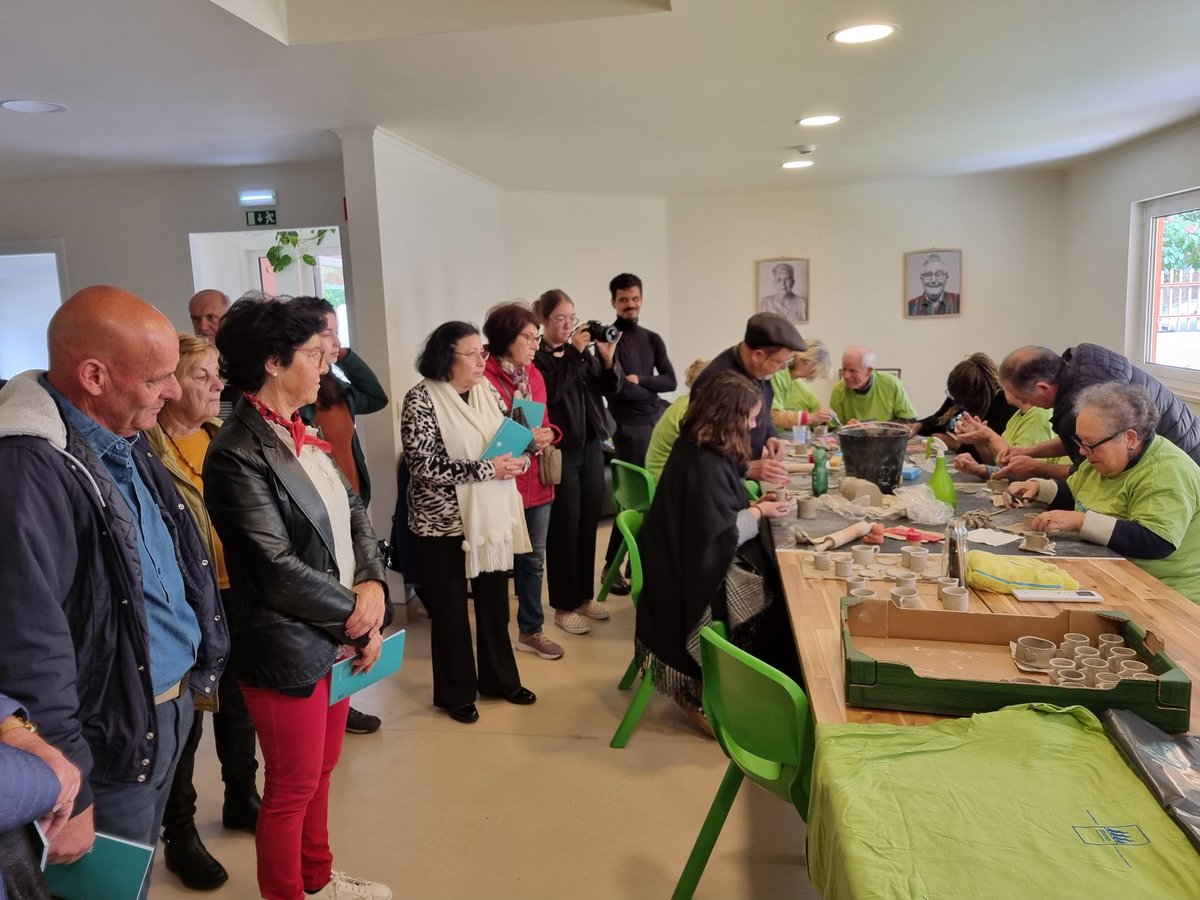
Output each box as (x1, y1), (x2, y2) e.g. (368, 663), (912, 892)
(204, 298), (393, 900)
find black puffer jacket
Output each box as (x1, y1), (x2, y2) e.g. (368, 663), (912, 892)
(1055, 343), (1200, 465)
(204, 397), (390, 691)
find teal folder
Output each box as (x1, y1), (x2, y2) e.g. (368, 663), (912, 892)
(511, 397), (545, 427)
(329, 629), (406, 705)
(479, 416), (533, 460)
(44, 831), (154, 900)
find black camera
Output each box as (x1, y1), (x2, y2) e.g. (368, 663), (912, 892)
(582, 320), (619, 343)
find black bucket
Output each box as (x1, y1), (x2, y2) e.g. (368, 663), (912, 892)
(837, 423), (910, 493)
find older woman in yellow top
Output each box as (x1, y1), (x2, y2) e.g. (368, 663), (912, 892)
(147, 335), (259, 890)
(1007, 383), (1200, 602)
(769, 340), (833, 432)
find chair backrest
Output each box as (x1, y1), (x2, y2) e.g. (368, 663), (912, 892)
(614, 509), (644, 605)
(698, 626), (815, 819)
(611, 459), (656, 513)
(743, 480), (761, 501)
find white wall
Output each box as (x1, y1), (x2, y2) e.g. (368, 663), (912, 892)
(666, 172), (1068, 415)
(0, 163), (345, 331)
(1062, 120), (1200, 362)
(503, 191), (671, 347)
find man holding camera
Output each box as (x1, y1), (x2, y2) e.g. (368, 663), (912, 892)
(603, 273), (676, 594)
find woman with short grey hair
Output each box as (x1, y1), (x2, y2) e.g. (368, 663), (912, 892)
(1007, 383), (1200, 602)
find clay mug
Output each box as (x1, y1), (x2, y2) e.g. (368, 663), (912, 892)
(1053, 669), (1086, 686)
(907, 548), (930, 573)
(1079, 657), (1109, 685)
(1072, 646), (1101, 663)
(812, 550), (832, 571)
(1061, 633), (1090, 656)
(1094, 672), (1122, 691)
(1119, 660), (1150, 678)
(1098, 633), (1124, 657)
(940, 586), (969, 612)
(851, 544), (878, 567)
(1106, 647), (1137, 672)
(890, 587), (919, 609)
(798, 498), (818, 519)
(895, 572), (917, 591)
(834, 557), (853, 577)
(849, 587), (877, 601)
(1048, 659), (1077, 677)
(1015, 636), (1056, 668)
(845, 574), (869, 592)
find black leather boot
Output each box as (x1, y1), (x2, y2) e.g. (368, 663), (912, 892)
(163, 823), (229, 890)
(222, 782), (262, 832)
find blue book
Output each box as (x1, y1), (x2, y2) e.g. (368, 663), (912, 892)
(329, 630), (406, 705)
(44, 830), (154, 900)
(480, 416), (533, 460)
(511, 397), (545, 427)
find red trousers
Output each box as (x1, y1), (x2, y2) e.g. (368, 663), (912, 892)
(241, 676), (350, 900)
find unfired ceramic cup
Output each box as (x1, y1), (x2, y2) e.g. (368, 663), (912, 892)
(936, 576), (958, 595)
(906, 548), (930, 573)
(834, 557), (853, 577)
(1107, 647), (1137, 671)
(849, 587), (877, 601)
(1053, 669), (1086, 687)
(895, 572), (917, 591)
(1094, 672), (1121, 690)
(940, 586), (969, 612)
(1061, 633), (1090, 657)
(798, 498), (817, 519)
(1072, 646), (1101, 663)
(812, 550), (832, 571)
(851, 544), (878, 566)
(845, 575), (869, 594)
(1098, 633), (1124, 657)
(1048, 658), (1076, 676)
(1015, 636), (1056, 668)
(1079, 657), (1109, 685)
(1023, 512), (1040, 531)
(899, 546), (915, 567)
(1119, 660), (1150, 677)
(890, 587), (919, 609)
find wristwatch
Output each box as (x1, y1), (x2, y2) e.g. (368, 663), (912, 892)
(0, 713), (37, 737)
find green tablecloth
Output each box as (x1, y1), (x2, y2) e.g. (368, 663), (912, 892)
(808, 704), (1200, 899)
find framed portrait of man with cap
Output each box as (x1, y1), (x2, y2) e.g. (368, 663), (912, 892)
(757, 257), (809, 323)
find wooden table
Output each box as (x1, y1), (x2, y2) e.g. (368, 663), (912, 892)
(778, 550), (1200, 732)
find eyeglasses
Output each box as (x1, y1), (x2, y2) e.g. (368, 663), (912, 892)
(455, 349), (490, 361)
(548, 315), (578, 327)
(1072, 430), (1124, 454)
(517, 331), (540, 344)
(293, 348), (325, 363)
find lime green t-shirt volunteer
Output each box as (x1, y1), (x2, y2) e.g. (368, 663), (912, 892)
(1068, 435), (1200, 602)
(645, 395), (689, 482)
(770, 371), (821, 415)
(829, 371), (915, 423)
(1002, 406), (1070, 465)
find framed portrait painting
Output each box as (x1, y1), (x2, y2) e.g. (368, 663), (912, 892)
(904, 249), (962, 318)
(756, 257), (809, 322)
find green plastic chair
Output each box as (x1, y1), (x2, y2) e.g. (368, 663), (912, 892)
(609, 510), (653, 748)
(670, 626), (816, 900)
(598, 460), (656, 603)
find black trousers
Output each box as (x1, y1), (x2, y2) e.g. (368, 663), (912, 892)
(419, 535), (522, 709)
(546, 439), (604, 612)
(604, 423), (656, 566)
(162, 591), (259, 834)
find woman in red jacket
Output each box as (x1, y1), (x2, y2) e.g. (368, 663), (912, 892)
(482, 303), (565, 661)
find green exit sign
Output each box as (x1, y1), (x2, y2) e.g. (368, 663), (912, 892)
(246, 210), (277, 226)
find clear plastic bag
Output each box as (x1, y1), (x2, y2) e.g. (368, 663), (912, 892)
(893, 484), (954, 525)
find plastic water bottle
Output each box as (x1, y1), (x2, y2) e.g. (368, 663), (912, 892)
(812, 445), (828, 497)
(929, 447), (957, 509)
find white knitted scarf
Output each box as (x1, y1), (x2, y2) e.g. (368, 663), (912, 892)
(424, 378), (531, 578)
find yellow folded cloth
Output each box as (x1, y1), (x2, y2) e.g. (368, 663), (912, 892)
(965, 549), (1080, 594)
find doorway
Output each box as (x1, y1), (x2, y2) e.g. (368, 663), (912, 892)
(0, 239), (68, 378)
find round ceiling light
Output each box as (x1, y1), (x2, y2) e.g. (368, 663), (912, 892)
(1, 99), (68, 114)
(782, 160), (814, 170)
(797, 115), (841, 127)
(829, 24), (897, 44)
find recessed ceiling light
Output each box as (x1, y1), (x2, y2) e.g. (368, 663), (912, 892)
(797, 115), (841, 127)
(782, 160), (814, 170)
(1, 99), (68, 114)
(829, 23), (897, 44)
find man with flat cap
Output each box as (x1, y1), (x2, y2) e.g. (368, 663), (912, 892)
(0, 285), (227, 897)
(690, 312), (806, 484)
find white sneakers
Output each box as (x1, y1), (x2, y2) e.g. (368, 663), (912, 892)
(307, 871), (393, 900)
(578, 600), (610, 621)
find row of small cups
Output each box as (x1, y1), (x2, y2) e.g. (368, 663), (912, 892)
(1015, 634), (1155, 687)
(844, 578), (969, 612)
(814, 548), (932, 578)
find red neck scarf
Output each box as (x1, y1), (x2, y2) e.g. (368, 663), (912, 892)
(245, 392), (333, 456)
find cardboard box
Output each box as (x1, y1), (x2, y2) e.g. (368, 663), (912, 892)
(842, 598), (1192, 732)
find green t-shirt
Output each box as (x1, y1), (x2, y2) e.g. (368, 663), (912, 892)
(1068, 435), (1200, 602)
(646, 395), (689, 482)
(1002, 406), (1070, 465)
(830, 371), (915, 424)
(770, 370), (821, 414)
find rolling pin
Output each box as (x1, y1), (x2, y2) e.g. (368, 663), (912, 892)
(811, 520), (873, 551)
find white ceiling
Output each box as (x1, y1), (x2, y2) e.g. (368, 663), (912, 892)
(3, 0), (1200, 195)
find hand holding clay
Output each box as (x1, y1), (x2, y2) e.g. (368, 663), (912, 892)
(1031, 510), (1085, 534)
(993, 454), (1044, 480)
(953, 454), (989, 478)
(1003, 480), (1040, 508)
(755, 498), (793, 520)
(747, 454), (789, 485)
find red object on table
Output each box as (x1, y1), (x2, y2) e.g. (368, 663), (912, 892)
(884, 526), (944, 544)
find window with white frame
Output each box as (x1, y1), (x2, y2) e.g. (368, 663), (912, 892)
(1139, 188), (1200, 396)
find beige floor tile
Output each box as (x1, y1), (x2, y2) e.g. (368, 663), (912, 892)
(149, 524), (818, 899)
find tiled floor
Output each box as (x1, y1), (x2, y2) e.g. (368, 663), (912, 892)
(151, 523), (818, 899)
